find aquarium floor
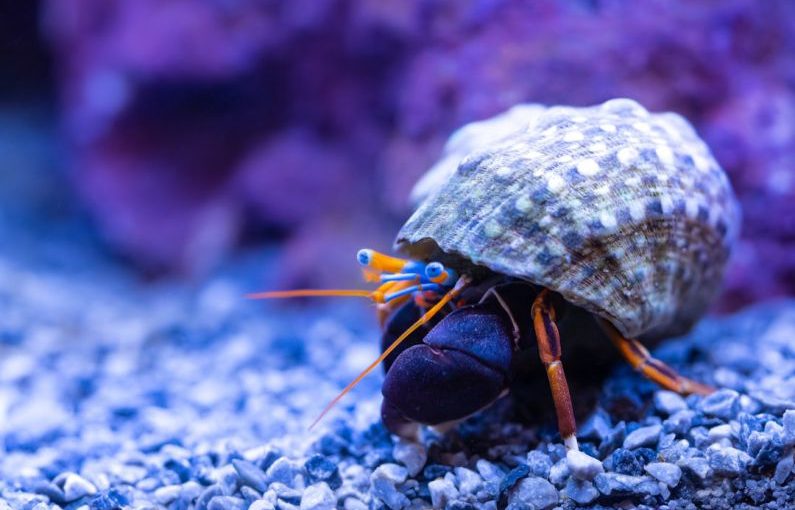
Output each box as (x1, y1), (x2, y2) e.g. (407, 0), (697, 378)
(0, 210), (793, 510)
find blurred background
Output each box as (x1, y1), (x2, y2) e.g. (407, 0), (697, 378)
(2, 0), (794, 312)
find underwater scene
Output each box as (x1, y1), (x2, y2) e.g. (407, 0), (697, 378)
(0, 1), (794, 509)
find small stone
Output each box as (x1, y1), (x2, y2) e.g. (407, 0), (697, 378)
(564, 478), (598, 505)
(454, 467), (482, 496)
(233, 459), (269, 492)
(594, 473), (660, 497)
(655, 391), (688, 415)
(392, 440), (427, 477)
(774, 454), (793, 484)
(240, 486), (262, 503)
(678, 457), (711, 480)
(370, 464), (409, 510)
(248, 500), (276, 510)
(783, 410), (795, 444)
(707, 424), (733, 443)
(62, 474), (98, 502)
(154, 485), (182, 505)
(428, 477), (458, 509)
(300, 483), (335, 510)
(578, 410), (611, 441)
(265, 458), (297, 486)
(623, 424), (662, 449)
(507, 477), (558, 510)
(566, 450), (604, 481)
(208, 496), (246, 510)
(664, 410), (695, 435)
(547, 458), (569, 486)
(644, 462), (682, 487)
(196, 484), (225, 510)
(526, 451), (552, 479)
(706, 444), (752, 476)
(304, 455), (342, 490)
(475, 460), (504, 483)
(698, 389), (740, 420)
(609, 448), (643, 476)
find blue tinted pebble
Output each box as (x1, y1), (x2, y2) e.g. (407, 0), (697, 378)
(774, 454), (793, 485)
(783, 410), (795, 445)
(498, 464), (529, 496)
(370, 464), (409, 510)
(392, 441), (427, 478)
(623, 424), (662, 449)
(265, 458), (297, 486)
(706, 444), (752, 476)
(654, 391), (689, 415)
(594, 473), (660, 497)
(248, 500), (276, 510)
(208, 496), (246, 510)
(299, 483), (335, 510)
(454, 467), (482, 496)
(644, 462), (682, 487)
(428, 477), (459, 509)
(609, 449), (643, 476)
(165, 459), (192, 483)
(31, 481), (65, 504)
(154, 485), (182, 505)
(233, 459), (269, 492)
(578, 409), (612, 441)
(699, 390), (740, 420)
(195, 485), (225, 510)
(564, 478), (598, 505)
(566, 450), (603, 481)
(304, 455), (341, 490)
(61, 474), (98, 502)
(547, 459), (570, 486)
(240, 486), (262, 503)
(526, 451), (552, 479)
(506, 477), (558, 510)
(678, 457), (711, 481)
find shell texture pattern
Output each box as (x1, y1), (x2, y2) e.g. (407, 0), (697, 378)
(397, 99), (740, 339)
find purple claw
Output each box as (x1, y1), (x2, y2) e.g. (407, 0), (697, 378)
(380, 305), (514, 436)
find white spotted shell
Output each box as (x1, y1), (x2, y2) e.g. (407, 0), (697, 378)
(396, 98), (740, 338)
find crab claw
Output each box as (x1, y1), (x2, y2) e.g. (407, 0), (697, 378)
(380, 304), (514, 438)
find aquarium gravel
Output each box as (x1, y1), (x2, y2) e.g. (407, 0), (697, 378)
(0, 227), (793, 509)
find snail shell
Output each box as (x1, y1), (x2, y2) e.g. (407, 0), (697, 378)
(397, 98), (740, 339)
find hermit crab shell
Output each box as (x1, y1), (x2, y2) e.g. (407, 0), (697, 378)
(396, 98), (740, 339)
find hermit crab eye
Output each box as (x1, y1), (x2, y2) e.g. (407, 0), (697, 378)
(425, 262), (445, 279)
(357, 249), (374, 266)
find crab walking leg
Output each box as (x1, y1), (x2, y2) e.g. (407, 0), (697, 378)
(598, 319), (714, 396)
(532, 289), (579, 451)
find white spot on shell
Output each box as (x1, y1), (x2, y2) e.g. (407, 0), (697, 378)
(600, 124), (617, 133)
(633, 122), (652, 133)
(693, 154), (710, 172)
(625, 176), (641, 187)
(628, 202), (644, 221)
(538, 215), (553, 227)
(563, 131), (585, 142)
(547, 174), (566, 193)
(685, 198), (700, 219)
(655, 146), (675, 165)
(484, 220), (502, 238)
(661, 195), (674, 214)
(589, 142), (608, 153)
(515, 195), (532, 212)
(617, 147), (639, 165)
(557, 154), (573, 163)
(576, 159), (601, 176)
(600, 211), (618, 231)
(595, 185), (611, 196)
(496, 166), (513, 177)
(572, 115), (587, 123)
(543, 126), (558, 137)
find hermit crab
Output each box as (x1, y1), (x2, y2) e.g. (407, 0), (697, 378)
(251, 98), (740, 451)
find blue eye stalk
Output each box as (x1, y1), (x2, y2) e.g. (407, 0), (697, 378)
(354, 248), (457, 303)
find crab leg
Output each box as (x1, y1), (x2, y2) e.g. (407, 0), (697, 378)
(598, 320), (714, 395)
(532, 289), (579, 451)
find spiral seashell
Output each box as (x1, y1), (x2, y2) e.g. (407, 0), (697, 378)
(397, 98), (741, 338)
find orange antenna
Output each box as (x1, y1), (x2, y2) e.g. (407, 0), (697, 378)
(309, 275), (471, 429)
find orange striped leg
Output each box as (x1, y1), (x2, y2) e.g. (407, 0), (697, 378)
(598, 319), (714, 395)
(532, 289), (579, 451)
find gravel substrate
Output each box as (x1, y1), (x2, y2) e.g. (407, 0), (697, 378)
(0, 228), (793, 509)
